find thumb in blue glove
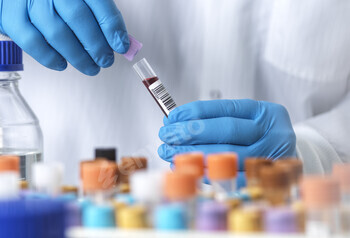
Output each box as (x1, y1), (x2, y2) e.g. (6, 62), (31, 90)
(0, 0), (130, 76)
(158, 99), (296, 171)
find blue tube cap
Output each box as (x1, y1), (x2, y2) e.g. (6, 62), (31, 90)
(83, 204), (115, 228)
(155, 203), (188, 230)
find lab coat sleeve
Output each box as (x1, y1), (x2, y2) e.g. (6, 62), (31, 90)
(294, 90), (350, 174)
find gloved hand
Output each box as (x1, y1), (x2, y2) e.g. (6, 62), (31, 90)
(0, 0), (130, 76)
(158, 99), (296, 171)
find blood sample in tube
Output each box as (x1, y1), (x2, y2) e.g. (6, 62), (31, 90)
(133, 58), (177, 116)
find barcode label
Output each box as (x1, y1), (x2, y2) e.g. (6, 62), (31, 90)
(149, 80), (176, 115)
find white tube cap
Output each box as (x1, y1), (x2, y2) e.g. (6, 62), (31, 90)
(32, 162), (63, 195)
(0, 172), (19, 200)
(130, 171), (163, 204)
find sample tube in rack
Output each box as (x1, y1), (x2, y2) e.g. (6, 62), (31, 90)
(207, 153), (238, 202)
(133, 58), (177, 116)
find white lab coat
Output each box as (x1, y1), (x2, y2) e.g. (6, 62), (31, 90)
(20, 0), (350, 184)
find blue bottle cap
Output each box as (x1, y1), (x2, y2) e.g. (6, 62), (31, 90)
(0, 199), (65, 238)
(155, 203), (188, 230)
(0, 36), (23, 72)
(82, 204), (115, 228)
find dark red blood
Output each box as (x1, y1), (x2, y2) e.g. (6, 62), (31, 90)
(142, 77), (168, 116)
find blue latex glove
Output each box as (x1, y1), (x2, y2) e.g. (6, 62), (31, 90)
(158, 99), (296, 172)
(0, 0), (130, 76)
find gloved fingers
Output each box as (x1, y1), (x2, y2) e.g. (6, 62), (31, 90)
(28, 1), (100, 76)
(83, 0), (130, 54)
(54, 0), (114, 68)
(159, 117), (262, 146)
(1, 2), (67, 71)
(158, 143), (249, 170)
(166, 99), (260, 125)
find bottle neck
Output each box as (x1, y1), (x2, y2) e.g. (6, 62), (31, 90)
(0, 71), (21, 82)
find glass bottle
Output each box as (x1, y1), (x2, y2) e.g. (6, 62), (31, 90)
(0, 36), (43, 183)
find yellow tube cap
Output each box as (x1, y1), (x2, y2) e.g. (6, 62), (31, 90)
(228, 206), (263, 232)
(117, 205), (148, 229)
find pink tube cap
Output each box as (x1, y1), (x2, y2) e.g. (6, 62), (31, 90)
(123, 35), (143, 61)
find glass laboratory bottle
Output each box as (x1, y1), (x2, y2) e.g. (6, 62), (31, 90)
(0, 36), (43, 183)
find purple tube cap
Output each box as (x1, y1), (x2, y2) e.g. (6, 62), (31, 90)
(264, 207), (298, 233)
(196, 201), (228, 231)
(123, 35), (143, 61)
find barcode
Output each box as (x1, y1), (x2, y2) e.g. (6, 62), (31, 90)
(151, 83), (177, 111)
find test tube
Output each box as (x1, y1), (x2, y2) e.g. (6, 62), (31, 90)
(0, 156), (20, 200)
(130, 170), (163, 226)
(260, 166), (291, 206)
(207, 153), (238, 202)
(80, 160), (118, 202)
(0, 172), (19, 200)
(80, 160), (118, 228)
(163, 171), (197, 229)
(133, 58), (177, 116)
(301, 176), (341, 237)
(174, 152), (205, 187)
(275, 158), (303, 202)
(118, 157), (147, 191)
(332, 163), (350, 235)
(32, 162), (63, 196)
(245, 158), (273, 187)
(244, 158), (273, 200)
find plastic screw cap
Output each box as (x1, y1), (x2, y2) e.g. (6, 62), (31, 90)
(301, 176), (340, 208)
(0, 172), (19, 199)
(207, 153), (238, 180)
(130, 171), (163, 203)
(118, 157), (148, 184)
(196, 201), (228, 231)
(64, 202), (82, 228)
(95, 148), (117, 162)
(118, 205), (147, 229)
(123, 35), (143, 61)
(0, 36), (23, 71)
(164, 171), (197, 201)
(332, 163), (350, 192)
(0, 199), (65, 238)
(155, 204), (188, 230)
(228, 206), (263, 232)
(32, 162), (63, 194)
(82, 204), (115, 228)
(174, 152), (205, 177)
(0, 156), (20, 173)
(81, 160), (118, 192)
(260, 166), (290, 189)
(264, 207), (298, 233)
(61, 185), (78, 195)
(244, 158), (273, 179)
(275, 159), (303, 184)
